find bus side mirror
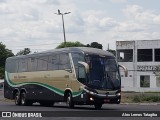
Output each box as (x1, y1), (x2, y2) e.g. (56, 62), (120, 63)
(119, 64), (128, 77)
(78, 61), (89, 73)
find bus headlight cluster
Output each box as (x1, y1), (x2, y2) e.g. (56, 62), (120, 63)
(116, 92), (121, 96)
(89, 91), (97, 95)
(83, 88), (97, 95)
(83, 88), (89, 93)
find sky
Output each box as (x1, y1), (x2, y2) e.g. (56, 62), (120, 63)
(0, 0), (160, 54)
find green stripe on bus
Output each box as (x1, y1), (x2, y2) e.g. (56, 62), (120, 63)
(5, 71), (82, 97)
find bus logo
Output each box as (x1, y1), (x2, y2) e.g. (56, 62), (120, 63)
(2, 112), (11, 117)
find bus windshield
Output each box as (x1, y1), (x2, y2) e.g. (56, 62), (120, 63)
(86, 55), (121, 90)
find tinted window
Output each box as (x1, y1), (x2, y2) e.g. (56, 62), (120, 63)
(18, 59), (28, 72)
(28, 57), (37, 71)
(48, 54), (59, 70)
(59, 53), (71, 70)
(6, 59), (19, 73)
(37, 56), (48, 71)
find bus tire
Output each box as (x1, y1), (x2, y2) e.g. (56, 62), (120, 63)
(66, 93), (74, 108)
(15, 92), (21, 105)
(20, 92), (32, 106)
(94, 103), (102, 110)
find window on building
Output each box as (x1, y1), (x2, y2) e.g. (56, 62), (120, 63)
(18, 59), (28, 72)
(28, 57), (37, 71)
(155, 49), (160, 62)
(37, 56), (48, 71)
(138, 49), (152, 62)
(117, 49), (133, 62)
(140, 75), (150, 87)
(156, 76), (160, 87)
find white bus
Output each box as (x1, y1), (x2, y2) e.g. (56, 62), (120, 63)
(4, 47), (127, 109)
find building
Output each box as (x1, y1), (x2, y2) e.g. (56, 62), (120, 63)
(116, 40), (160, 92)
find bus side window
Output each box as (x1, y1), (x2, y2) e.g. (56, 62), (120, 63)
(6, 59), (18, 73)
(37, 56), (48, 71)
(13, 60), (19, 73)
(28, 57), (37, 72)
(18, 59), (28, 72)
(48, 54), (59, 70)
(59, 53), (71, 70)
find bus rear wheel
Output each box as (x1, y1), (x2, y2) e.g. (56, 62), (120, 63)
(66, 93), (74, 108)
(20, 92), (32, 106)
(15, 92), (21, 105)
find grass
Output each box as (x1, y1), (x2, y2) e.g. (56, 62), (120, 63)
(132, 95), (160, 103)
(121, 92), (160, 103)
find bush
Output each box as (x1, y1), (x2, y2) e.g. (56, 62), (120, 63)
(132, 95), (160, 102)
(132, 95), (142, 103)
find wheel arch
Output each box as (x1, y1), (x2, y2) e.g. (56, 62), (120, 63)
(64, 89), (72, 101)
(13, 88), (20, 98)
(20, 88), (27, 94)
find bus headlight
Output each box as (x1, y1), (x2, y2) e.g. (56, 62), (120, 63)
(116, 92), (121, 96)
(83, 87), (97, 95)
(89, 91), (97, 95)
(89, 97), (94, 101)
(83, 88), (89, 93)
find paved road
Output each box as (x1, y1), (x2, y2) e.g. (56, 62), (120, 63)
(0, 90), (160, 120)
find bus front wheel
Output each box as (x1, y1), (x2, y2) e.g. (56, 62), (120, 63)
(66, 93), (74, 108)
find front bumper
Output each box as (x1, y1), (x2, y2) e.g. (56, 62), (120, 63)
(87, 92), (121, 104)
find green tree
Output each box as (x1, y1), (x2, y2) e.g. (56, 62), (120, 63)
(0, 67), (4, 79)
(87, 42), (103, 49)
(56, 41), (85, 48)
(16, 48), (31, 56)
(0, 42), (14, 79)
(153, 66), (160, 84)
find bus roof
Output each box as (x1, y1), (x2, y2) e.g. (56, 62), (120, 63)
(7, 47), (115, 60)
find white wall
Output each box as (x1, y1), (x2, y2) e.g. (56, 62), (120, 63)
(117, 40), (160, 92)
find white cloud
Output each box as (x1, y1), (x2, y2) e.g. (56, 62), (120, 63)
(84, 12), (118, 32)
(123, 5), (144, 18)
(152, 32), (160, 39)
(153, 15), (160, 24)
(122, 5), (160, 24)
(110, 0), (126, 3)
(1, 1), (160, 54)
(99, 17), (117, 28)
(0, 3), (16, 14)
(115, 21), (146, 32)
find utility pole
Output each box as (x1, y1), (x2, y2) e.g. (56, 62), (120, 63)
(55, 9), (71, 47)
